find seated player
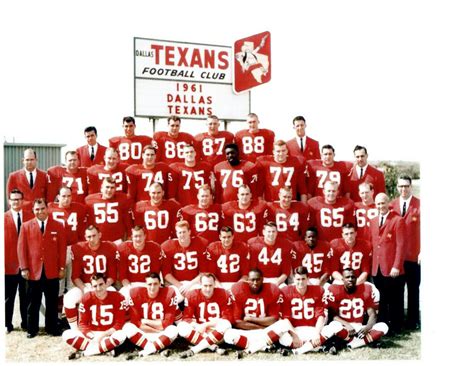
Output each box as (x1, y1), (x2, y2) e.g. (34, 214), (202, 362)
(62, 273), (127, 358)
(122, 272), (179, 357)
(323, 268), (388, 349)
(177, 273), (233, 358)
(224, 268), (291, 356)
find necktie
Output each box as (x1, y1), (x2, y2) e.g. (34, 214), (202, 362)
(300, 138), (304, 152)
(360, 167), (364, 179)
(17, 213), (22, 234)
(90, 146), (95, 161)
(40, 221), (45, 234)
(29, 172), (34, 189)
(402, 201), (407, 217)
(379, 215), (385, 228)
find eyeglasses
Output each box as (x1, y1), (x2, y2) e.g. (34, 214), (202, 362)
(397, 185), (410, 188)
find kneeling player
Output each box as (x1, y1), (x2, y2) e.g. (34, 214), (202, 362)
(178, 273), (233, 358)
(324, 268), (388, 349)
(62, 273), (127, 358)
(122, 272), (179, 357)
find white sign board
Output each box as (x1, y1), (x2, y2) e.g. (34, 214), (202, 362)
(134, 37), (250, 120)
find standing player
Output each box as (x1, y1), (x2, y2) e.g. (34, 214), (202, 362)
(235, 113), (275, 163)
(133, 182), (181, 244)
(85, 177), (133, 244)
(266, 186), (310, 241)
(346, 145), (386, 202)
(307, 144), (349, 198)
(109, 116), (154, 166)
(290, 227), (332, 286)
(256, 140), (307, 203)
(63, 225), (118, 329)
(278, 266), (335, 355)
(87, 147), (128, 194)
(169, 144), (214, 206)
(125, 145), (173, 202)
(177, 273), (233, 358)
(324, 268), (388, 349)
(286, 116), (321, 161)
(76, 126), (107, 168)
(214, 143), (258, 203)
(180, 185), (222, 243)
(161, 221), (208, 302)
(248, 222), (291, 287)
(354, 182), (378, 241)
(153, 115), (195, 164)
(122, 272), (179, 357)
(117, 226), (164, 299)
(330, 223), (372, 286)
(47, 151), (89, 204)
(205, 226), (250, 289)
(308, 181), (355, 242)
(4, 189), (33, 333)
(63, 273), (127, 358)
(194, 115), (235, 166)
(222, 184), (268, 243)
(224, 269), (291, 355)
(7, 148), (48, 210)
(390, 175), (421, 330)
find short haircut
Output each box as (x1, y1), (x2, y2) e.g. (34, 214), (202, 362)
(123, 116), (136, 124)
(342, 267), (355, 275)
(342, 223), (356, 230)
(105, 147), (118, 155)
(167, 115), (181, 124)
(65, 150), (78, 159)
(84, 126), (98, 135)
(175, 220), (190, 230)
(9, 189), (24, 199)
(85, 224), (100, 232)
(306, 227), (318, 236)
(59, 185), (73, 194)
(24, 148), (37, 158)
(33, 198), (46, 206)
(273, 139), (287, 148)
(292, 116), (306, 125)
(249, 268), (263, 277)
(149, 182), (164, 191)
(398, 175), (412, 184)
(208, 115), (219, 120)
(198, 184), (212, 193)
(353, 145), (367, 154)
(103, 177), (116, 185)
(225, 143), (239, 152)
(200, 272), (217, 282)
(279, 186), (292, 195)
(131, 225), (145, 233)
(90, 273), (106, 282)
(321, 144), (335, 153)
(294, 266), (309, 276)
(359, 182), (374, 191)
(142, 145), (156, 154)
(238, 184), (251, 191)
(264, 221), (277, 229)
(220, 226), (234, 235)
(247, 112), (259, 119)
(146, 272), (161, 281)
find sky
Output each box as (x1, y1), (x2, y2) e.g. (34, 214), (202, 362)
(1, 0), (474, 364)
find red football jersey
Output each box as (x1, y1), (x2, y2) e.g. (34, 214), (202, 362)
(213, 160), (258, 203)
(180, 204), (222, 243)
(87, 163), (129, 194)
(183, 288), (233, 323)
(47, 166), (89, 204)
(118, 240), (164, 283)
(307, 160), (349, 198)
(169, 162), (214, 206)
(205, 240), (250, 283)
(230, 281), (280, 321)
(109, 135), (154, 166)
(330, 238), (372, 277)
(85, 192), (133, 242)
(133, 199), (181, 244)
(78, 290), (127, 333)
(248, 236), (292, 279)
(125, 163), (173, 202)
(290, 240), (332, 279)
(161, 237), (208, 282)
(256, 156), (307, 202)
(71, 240), (119, 284)
(308, 196), (355, 242)
(324, 283), (378, 323)
(266, 202), (310, 241)
(153, 131), (196, 164)
(280, 285), (326, 327)
(128, 286), (179, 328)
(48, 202), (87, 245)
(354, 202), (378, 241)
(222, 200), (268, 243)
(235, 128), (275, 163)
(194, 131), (235, 166)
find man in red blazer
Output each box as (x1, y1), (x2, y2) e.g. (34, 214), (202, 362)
(6, 148), (48, 211)
(4, 189), (34, 333)
(286, 115), (321, 161)
(390, 175), (420, 330)
(346, 145), (386, 203)
(369, 193), (406, 335)
(18, 198), (67, 338)
(76, 126), (107, 168)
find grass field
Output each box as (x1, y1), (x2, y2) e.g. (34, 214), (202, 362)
(4, 326), (420, 362)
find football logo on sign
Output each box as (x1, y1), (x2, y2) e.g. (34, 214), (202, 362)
(233, 31), (271, 93)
